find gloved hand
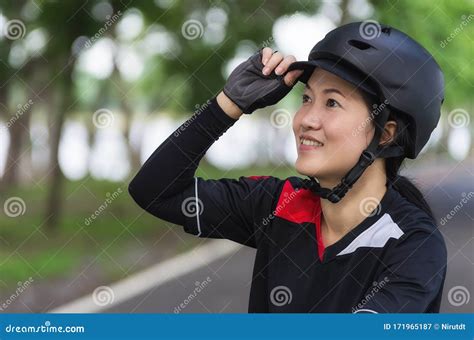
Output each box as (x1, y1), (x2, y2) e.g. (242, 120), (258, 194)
(223, 48), (303, 114)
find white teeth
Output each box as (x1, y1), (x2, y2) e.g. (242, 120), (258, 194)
(301, 138), (323, 147)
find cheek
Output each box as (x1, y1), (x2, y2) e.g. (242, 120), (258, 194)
(292, 110), (302, 131)
(327, 114), (371, 151)
(292, 110), (305, 140)
(321, 116), (371, 175)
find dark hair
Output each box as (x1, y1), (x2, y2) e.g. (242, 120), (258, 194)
(363, 94), (435, 221)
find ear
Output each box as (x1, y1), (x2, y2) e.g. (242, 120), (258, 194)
(379, 120), (397, 146)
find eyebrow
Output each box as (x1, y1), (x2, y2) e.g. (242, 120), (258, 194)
(305, 84), (346, 98)
(323, 88), (346, 98)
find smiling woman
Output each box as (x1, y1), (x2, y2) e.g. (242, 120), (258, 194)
(128, 21), (447, 313)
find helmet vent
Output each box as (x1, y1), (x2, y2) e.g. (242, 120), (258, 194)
(347, 39), (374, 50)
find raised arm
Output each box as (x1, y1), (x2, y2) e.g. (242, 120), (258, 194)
(128, 48), (302, 246)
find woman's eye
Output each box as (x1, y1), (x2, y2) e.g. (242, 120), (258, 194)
(326, 98), (340, 108)
(302, 94), (310, 103)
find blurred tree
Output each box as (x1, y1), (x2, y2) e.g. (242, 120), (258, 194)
(128, 0), (320, 111)
(0, 0), (33, 190)
(33, 0), (124, 230)
(1, 0), (319, 230)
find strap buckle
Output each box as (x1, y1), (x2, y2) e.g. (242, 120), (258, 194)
(327, 192), (341, 203)
(360, 150), (376, 167)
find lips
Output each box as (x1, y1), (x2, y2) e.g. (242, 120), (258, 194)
(297, 133), (324, 153)
(299, 134), (324, 147)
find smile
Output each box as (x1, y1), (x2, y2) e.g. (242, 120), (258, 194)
(299, 137), (324, 151)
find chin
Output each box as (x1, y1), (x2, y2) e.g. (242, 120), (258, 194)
(295, 156), (350, 182)
(295, 157), (325, 178)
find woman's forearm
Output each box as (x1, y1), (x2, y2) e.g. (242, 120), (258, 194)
(216, 91), (243, 119)
(128, 95), (239, 210)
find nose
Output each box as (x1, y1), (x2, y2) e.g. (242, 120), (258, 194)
(299, 106), (323, 131)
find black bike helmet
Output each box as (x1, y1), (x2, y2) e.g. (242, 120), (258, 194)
(287, 21), (445, 203)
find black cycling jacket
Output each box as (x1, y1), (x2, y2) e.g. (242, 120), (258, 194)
(128, 96), (447, 313)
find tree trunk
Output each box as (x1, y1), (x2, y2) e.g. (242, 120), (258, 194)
(44, 65), (73, 231)
(121, 96), (142, 170)
(112, 67), (142, 170)
(0, 87), (33, 190)
(339, 0), (351, 25)
(17, 103), (33, 185)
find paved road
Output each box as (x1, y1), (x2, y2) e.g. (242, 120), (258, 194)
(107, 161), (473, 313)
(106, 244), (255, 313)
(424, 166), (473, 313)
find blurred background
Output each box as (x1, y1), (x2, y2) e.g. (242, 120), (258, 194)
(0, 0), (472, 314)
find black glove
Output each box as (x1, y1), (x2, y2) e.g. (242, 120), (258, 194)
(223, 49), (294, 114)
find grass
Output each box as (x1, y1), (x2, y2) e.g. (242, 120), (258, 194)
(0, 163), (296, 290)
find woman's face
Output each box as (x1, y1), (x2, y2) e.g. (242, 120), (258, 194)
(293, 68), (374, 184)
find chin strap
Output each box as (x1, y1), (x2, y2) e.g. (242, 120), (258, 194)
(302, 107), (404, 203)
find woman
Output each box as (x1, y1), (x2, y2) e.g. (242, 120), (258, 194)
(128, 22), (447, 313)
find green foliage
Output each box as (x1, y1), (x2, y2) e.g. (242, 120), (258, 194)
(133, 0), (320, 111)
(3, 0), (470, 112)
